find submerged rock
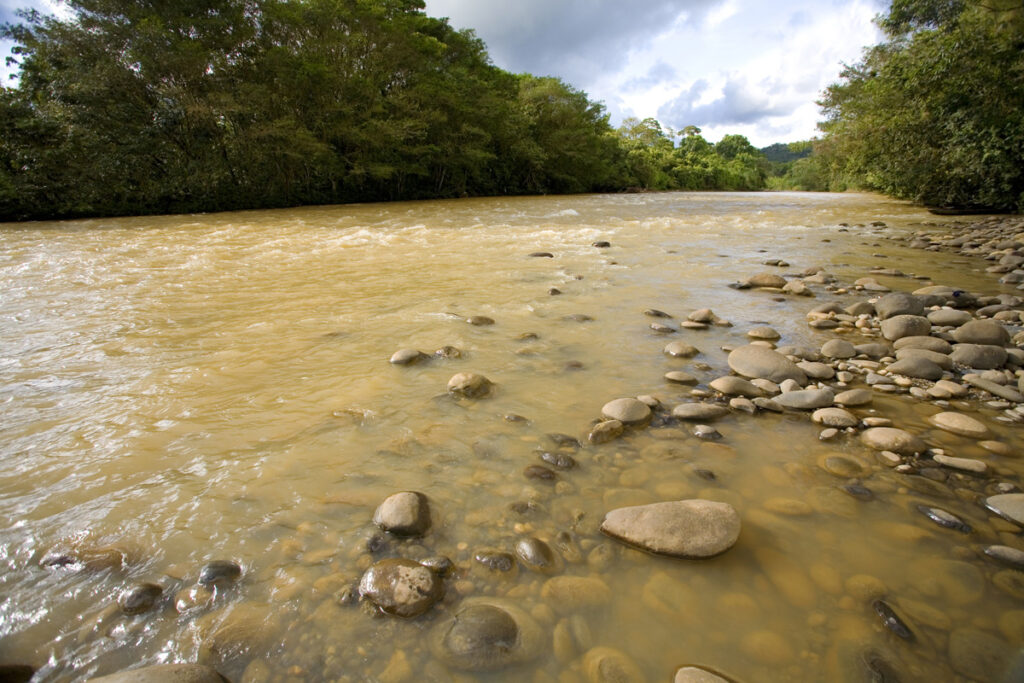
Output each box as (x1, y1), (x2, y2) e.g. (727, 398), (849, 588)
(359, 558), (444, 617)
(448, 372), (493, 399)
(85, 664), (227, 683)
(601, 499), (740, 558)
(431, 599), (543, 671)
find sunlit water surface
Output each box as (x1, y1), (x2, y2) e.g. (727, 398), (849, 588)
(0, 192), (1021, 681)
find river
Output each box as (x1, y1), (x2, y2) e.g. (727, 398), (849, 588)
(0, 192), (1020, 681)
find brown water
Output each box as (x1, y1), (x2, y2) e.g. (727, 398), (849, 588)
(0, 192), (1021, 682)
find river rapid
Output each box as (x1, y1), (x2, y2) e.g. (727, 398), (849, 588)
(0, 192), (1022, 682)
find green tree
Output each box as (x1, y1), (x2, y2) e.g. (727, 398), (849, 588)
(820, 0), (1024, 210)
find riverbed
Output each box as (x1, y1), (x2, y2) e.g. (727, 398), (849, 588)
(1, 192), (1021, 682)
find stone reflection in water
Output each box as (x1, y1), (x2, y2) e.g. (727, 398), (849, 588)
(1, 194), (1024, 681)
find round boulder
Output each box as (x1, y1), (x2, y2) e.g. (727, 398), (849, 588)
(583, 647), (646, 683)
(672, 403), (730, 421)
(373, 491), (431, 536)
(950, 344), (1008, 370)
(359, 558), (444, 617)
(709, 376), (764, 398)
(875, 292), (924, 320)
(887, 357), (943, 381)
(430, 599), (543, 671)
(745, 273), (787, 289)
(861, 427), (925, 455)
(928, 309), (972, 327)
(821, 339), (857, 359)
(954, 320), (1010, 346)
(389, 349), (429, 366)
(812, 407), (858, 428)
(727, 345), (806, 385)
(447, 373), (493, 398)
(928, 412), (991, 438)
(773, 388), (834, 411)
(880, 315), (931, 341)
(601, 398), (651, 425)
(600, 499), (741, 558)
(664, 341), (700, 358)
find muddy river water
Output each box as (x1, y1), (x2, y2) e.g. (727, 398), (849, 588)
(1, 192), (1022, 682)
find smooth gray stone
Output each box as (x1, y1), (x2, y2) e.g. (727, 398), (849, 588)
(727, 345), (806, 384)
(887, 357), (943, 380)
(880, 315), (931, 341)
(601, 499), (741, 558)
(875, 292), (924, 319)
(951, 344), (1008, 370)
(954, 319), (1011, 346)
(985, 494), (1024, 527)
(773, 387), (834, 410)
(964, 375), (1024, 402)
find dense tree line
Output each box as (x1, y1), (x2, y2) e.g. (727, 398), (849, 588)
(817, 0), (1024, 210)
(0, 0), (773, 221)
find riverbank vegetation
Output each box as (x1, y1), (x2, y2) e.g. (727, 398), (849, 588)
(0, 0), (776, 221)
(2, 0), (1019, 220)
(816, 0), (1024, 211)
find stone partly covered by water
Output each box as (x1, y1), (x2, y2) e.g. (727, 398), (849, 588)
(601, 500), (741, 558)
(373, 491), (431, 537)
(727, 345), (806, 384)
(447, 372), (493, 399)
(431, 599), (543, 671)
(358, 558), (444, 617)
(601, 398), (652, 425)
(85, 664), (228, 682)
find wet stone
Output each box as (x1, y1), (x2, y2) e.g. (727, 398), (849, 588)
(948, 628), (1012, 683)
(523, 465), (556, 482)
(601, 398), (651, 425)
(727, 345), (807, 384)
(546, 433), (581, 449)
(917, 505), (972, 533)
(539, 451), (577, 470)
(834, 389), (873, 407)
(984, 545), (1024, 570)
(812, 407), (858, 428)
(431, 599), (543, 671)
(198, 560), (242, 588)
(589, 419), (624, 445)
(542, 576), (612, 612)
(861, 428), (925, 455)
(929, 411), (991, 438)
(601, 499), (741, 558)
(475, 551), (516, 572)
(389, 348), (429, 366)
(710, 376), (763, 397)
(873, 599), (914, 641)
(880, 315), (931, 341)
(985, 494), (1024, 527)
(842, 484), (874, 501)
(514, 537), (562, 574)
(674, 666), (731, 683)
(448, 372), (493, 399)
(359, 558), (444, 617)
(664, 341), (700, 358)
(672, 403), (729, 421)
(665, 371), (698, 384)
(932, 454), (987, 474)
(583, 647), (646, 683)
(774, 388), (834, 411)
(693, 424), (722, 440)
(467, 315), (494, 326)
(374, 491), (431, 537)
(644, 308), (672, 318)
(818, 454), (868, 478)
(651, 322), (676, 333)
(435, 345), (462, 358)
(117, 582), (163, 616)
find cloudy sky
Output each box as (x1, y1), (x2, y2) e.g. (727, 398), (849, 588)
(2, 0), (886, 146)
(424, 0), (887, 145)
